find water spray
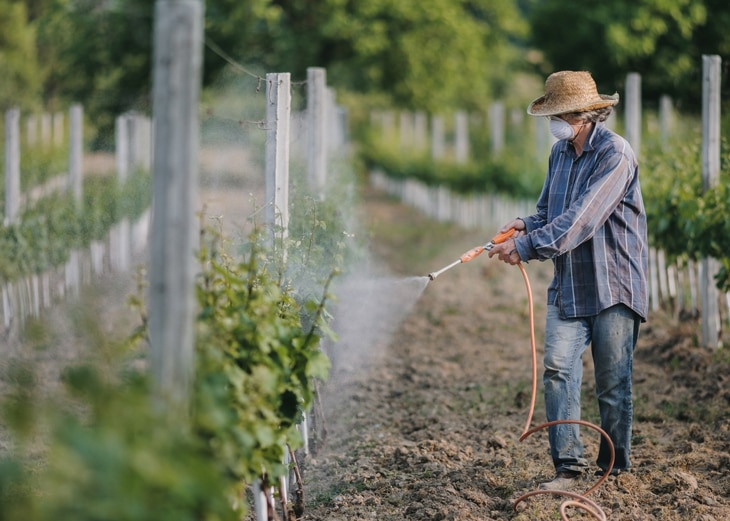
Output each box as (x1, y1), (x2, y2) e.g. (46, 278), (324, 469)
(427, 228), (516, 281)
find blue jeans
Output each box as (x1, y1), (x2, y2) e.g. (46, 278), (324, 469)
(543, 304), (640, 474)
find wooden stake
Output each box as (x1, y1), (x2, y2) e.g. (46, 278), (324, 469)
(148, 0), (204, 406)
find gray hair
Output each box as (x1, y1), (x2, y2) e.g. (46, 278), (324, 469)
(568, 107), (613, 123)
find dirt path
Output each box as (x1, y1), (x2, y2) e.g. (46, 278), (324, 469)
(299, 184), (730, 521)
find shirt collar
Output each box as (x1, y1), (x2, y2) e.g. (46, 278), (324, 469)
(583, 122), (603, 152)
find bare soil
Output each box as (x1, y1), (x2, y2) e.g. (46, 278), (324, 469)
(298, 184), (730, 521)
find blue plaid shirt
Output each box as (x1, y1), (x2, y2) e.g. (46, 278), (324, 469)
(515, 122), (649, 321)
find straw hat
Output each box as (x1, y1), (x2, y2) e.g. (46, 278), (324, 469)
(527, 71), (619, 116)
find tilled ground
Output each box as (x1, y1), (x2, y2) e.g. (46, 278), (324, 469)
(298, 185), (730, 521)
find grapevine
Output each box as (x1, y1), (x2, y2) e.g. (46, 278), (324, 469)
(0, 170), (150, 282)
(642, 137), (730, 291)
(192, 222), (333, 491)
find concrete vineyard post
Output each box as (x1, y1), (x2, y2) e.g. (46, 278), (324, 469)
(114, 112), (151, 273)
(68, 104), (83, 204)
(307, 67), (327, 199)
(265, 72), (291, 250)
(454, 111), (469, 164)
(659, 95), (674, 150)
(381, 110), (395, 143)
(431, 115), (445, 161)
(328, 88), (347, 154)
(149, 0), (204, 406)
(65, 251), (80, 297)
(489, 101), (505, 155)
(53, 112), (64, 148)
(41, 113), (51, 148)
(625, 72), (641, 158)
(414, 111), (427, 151)
(26, 114), (37, 146)
(533, 112), (552, 162)
(701, 55), (721, 192)
(4, 108), (20, 225)
(116, 114), (130, 182)
(700, 54), (721, 350)
(649, 248), (659, 312)
(399, 111), (413, 150)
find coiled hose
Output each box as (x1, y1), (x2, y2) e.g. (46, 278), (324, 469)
(512, 262), (615, 521)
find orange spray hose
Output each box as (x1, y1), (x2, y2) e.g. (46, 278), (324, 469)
(513, 262), (614, 520)
(517, 262), (537, 437)
(427, 242), (616, 519)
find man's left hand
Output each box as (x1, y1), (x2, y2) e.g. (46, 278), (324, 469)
(488, 238), (521, 265)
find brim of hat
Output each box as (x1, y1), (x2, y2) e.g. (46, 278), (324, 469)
(527, 93), (619, 116)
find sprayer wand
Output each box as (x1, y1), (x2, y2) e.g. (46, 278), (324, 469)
(427, 228), (516, 281)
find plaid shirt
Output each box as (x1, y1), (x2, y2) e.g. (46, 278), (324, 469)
(515, 123), (649, 321)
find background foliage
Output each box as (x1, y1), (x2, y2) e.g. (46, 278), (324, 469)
(0, 0), (39, 112)
(0, 169), (150, 281)
(642, 135), (730, 291)
(3, 0), (729, 141)
(528, 0), (717, 108)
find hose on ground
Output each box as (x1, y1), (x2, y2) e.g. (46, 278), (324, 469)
(512, 262), (614, 521)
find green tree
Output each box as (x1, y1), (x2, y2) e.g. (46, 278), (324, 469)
(203, 0), (281, 77)
(32, 0), (153, 144)
(690, 0), (730, 109)
(241, 0), (528, 111)
(18, 0), (531, 141)
(28, 0), (293, 141)
(0, 0), (41, 112)
(528, 0), (710, 105)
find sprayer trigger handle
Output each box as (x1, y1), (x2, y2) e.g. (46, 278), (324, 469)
(491, 228), (516, 245)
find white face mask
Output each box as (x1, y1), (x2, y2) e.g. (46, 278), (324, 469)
(549, 117), (575, 141)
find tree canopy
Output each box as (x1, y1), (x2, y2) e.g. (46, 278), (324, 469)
(1, 0), (728, 139)
(0, 0), (39, 112)
(31, 0), (153, 142)
(528, 0), (727, 109)
(236, 0), (528, 111)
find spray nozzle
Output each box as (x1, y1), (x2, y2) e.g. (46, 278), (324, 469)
(425, 228), (516, 282)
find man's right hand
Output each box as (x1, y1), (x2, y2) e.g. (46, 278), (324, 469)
(499, 218), (526, 238)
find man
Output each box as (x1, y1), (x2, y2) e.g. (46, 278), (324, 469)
(488, 70), (648, 491)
